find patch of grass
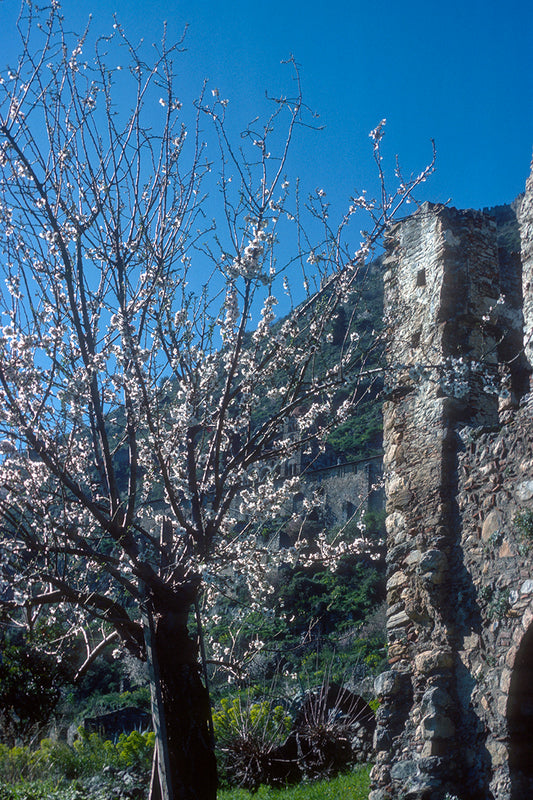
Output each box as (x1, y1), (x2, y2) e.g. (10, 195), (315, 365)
(0, 781), (85, 800)
(0, 773), (146, 800)
(218, 764), (371, 800)
(0, 764), (372, 800)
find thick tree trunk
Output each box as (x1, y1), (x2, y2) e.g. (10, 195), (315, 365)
(146, 591), (217, 800)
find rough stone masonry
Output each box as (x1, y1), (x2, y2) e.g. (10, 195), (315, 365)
(370, 159), (533, 800)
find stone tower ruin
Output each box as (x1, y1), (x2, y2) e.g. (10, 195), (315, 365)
(370, 161), (533, 800)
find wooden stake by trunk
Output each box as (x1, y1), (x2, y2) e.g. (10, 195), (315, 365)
(142, 592), (174, 800)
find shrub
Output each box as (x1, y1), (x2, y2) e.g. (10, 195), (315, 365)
(115, 730), (155, 769)
(71, 728), (154, 776)
(0, 730), (154, 784)
(290, 679), (375, 780)
(0, 633), (63, 740)
(213, 697), (292, 790)
(72, 687), (151, 721)
(0, 743), (37, 783)
(213, 698), (291, 743)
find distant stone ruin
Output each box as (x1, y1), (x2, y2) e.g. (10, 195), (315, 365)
(81, 705), (151, 742)
(370, 160), (533, 800)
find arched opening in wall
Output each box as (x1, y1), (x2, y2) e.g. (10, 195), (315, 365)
(507, 622), (533, 799)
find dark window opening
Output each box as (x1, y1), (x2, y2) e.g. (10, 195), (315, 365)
(416, 269), (426, 287)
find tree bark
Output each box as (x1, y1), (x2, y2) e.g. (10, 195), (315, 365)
(147, 591), (217, 800)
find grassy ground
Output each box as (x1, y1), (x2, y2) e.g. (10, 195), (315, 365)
(219, 765), (371, 800)
(0, 765), (372, 800)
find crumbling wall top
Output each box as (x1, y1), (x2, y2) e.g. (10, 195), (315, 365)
(519, 156), (533, 374)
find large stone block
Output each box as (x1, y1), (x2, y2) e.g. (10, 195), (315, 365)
(420, 713), (455, 739)
(420, 686), (453, 716)
(516, 479), (533, 501)
(374, 669), (410, 698)
(481, 509), (503, 542)
(414, 649), (454, 675)
(417, 549), (448, 584)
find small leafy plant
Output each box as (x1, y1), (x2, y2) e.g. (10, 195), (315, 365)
(487, 588), (511, 620)
(514, 509), (533, 549)
(213, 697), (292, 790)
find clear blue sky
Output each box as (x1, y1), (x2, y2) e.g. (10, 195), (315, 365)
(1, 0), (532, 213)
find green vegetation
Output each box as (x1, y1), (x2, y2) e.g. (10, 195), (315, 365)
(213, 696), (293, 791)
(247, 261), (385, 464)
(0, 630), (65, 737)
(205, 550), (386, 696)
(487, 588), (511, 620)
(0, 730), (154, 785)
(0, 784), (81, 800)
(218, 765), (371, 800)
(514, 509), (533, 547)
(0, 730), (154, 799)
(213, 698), (292, 745)
(0, 767), (372, 800)
(68, 687), (151, 723)
(0, 732), (370, 799)
(280, 559), (382, 635)
(313, 265), (384, 463)
(327, 400), (382, 461)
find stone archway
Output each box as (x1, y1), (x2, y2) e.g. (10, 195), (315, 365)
(507, 620), (533, 799)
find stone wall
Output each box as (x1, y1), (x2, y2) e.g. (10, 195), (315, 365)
(455, 405), (533, 799)
(520, 165), (533, 373)
(371, 158), (533, 800)
(305, 457), (383, 528)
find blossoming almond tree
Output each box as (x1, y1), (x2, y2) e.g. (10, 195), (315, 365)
(0, 4), (434, 798)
